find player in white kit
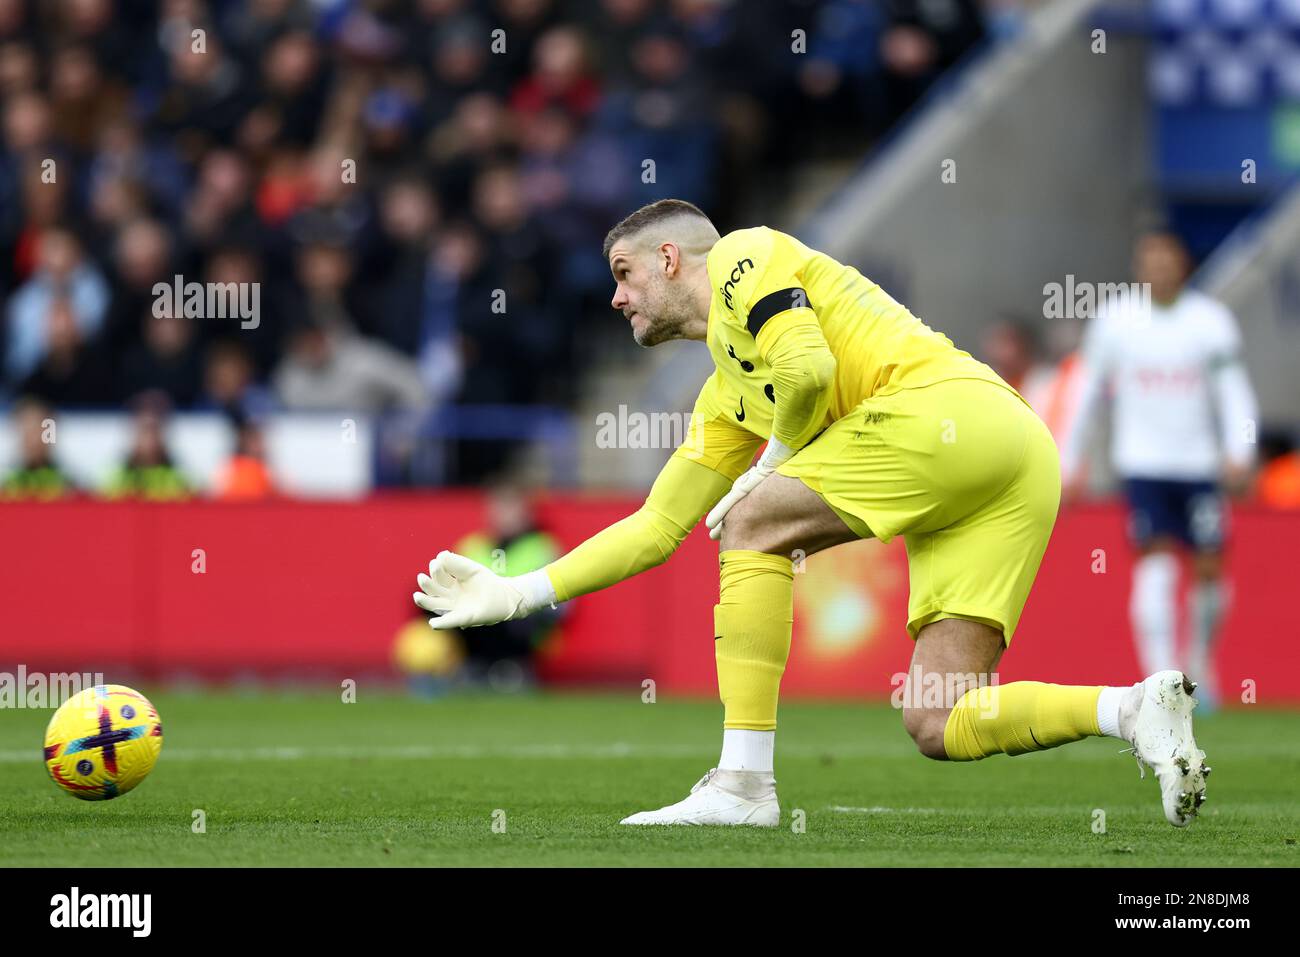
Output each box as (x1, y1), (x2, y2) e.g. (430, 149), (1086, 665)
(1062, 231), (1258, 707)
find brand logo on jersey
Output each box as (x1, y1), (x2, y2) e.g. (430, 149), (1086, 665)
(735, 396), (745, 422)
(720, 258), (754, 311)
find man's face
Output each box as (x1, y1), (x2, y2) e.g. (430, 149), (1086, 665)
(131, 413), (166, 464)
(17, 406), (49, 463)
(1134, 233), (1190, 304)
(608, 241), (687, 347)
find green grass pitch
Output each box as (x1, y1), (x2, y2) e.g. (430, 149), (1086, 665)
(1, 690), (1296, 867)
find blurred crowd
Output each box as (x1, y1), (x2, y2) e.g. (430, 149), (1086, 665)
(0, 0), (1003, 488)
(2, 392), (275, 499)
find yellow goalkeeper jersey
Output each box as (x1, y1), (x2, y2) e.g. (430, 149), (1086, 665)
(544, 225), (1012, 603)
(682, 225), (1010, 476)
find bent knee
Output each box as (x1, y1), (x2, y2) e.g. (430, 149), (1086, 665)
(719, 493), (783, 554)
(902, 707), (950, 761)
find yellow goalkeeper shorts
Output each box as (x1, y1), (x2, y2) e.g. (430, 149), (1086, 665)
(777, 377), (1061, 645)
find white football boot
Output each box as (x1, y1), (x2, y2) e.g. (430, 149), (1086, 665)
(1119, 670), (1211, 827)
(619, 768), (780, 827)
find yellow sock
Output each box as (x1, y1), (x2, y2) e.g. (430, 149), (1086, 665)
(942, 682), (1103, 760)
(715, 550), (793, 731)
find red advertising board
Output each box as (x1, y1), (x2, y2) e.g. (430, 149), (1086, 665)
(0, 498), (1294, 702)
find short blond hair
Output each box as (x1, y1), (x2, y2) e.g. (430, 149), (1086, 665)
(602, 199), (718, 260)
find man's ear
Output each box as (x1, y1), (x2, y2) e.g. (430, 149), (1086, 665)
(660, 242), (680, 276)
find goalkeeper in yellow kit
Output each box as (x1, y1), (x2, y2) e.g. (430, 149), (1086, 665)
(414, 199), (1209, 828)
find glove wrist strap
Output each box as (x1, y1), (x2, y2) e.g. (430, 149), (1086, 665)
(757, 437), (797, 473)
(512, 568), (558, 617)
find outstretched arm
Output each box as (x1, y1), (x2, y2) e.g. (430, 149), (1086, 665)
(415, 404), (760, 630)
(544, 456), (732, 599)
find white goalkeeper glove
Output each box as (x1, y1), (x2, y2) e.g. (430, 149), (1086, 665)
(413, 550), (555, 630)
(704, 437), (796, 541)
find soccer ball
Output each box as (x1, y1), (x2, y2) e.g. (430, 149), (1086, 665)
(44, 685), (163, 801)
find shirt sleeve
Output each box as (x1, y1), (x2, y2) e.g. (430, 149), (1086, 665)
(711, 230), (836, 450)
(756, 312), (837, 450)
(543, 378), (761, 603)
(1207, 307), (1259, 469)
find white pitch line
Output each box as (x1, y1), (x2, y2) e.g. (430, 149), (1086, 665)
(0, 741), (970, 763)
(0, 743), (699, 764)
(0, 742), (957, 762)
(827, 806), (941, 814)
(3, 740), (1290, 764)
(824, 805), (1110, 816)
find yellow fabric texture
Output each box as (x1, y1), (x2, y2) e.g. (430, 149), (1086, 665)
(715, 550), (794, 731)
(755, 311), (837, 449)
(699, 226), (1009, 455)
(777, 377), (1061, 644)
(545, 455), (734, 603)
(942, 682), (1103, 760)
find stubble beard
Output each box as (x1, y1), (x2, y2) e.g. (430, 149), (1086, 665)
(632, 274), (694, 348)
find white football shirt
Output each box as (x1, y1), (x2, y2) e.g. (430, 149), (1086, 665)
(1062, 288), (1258, 481)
